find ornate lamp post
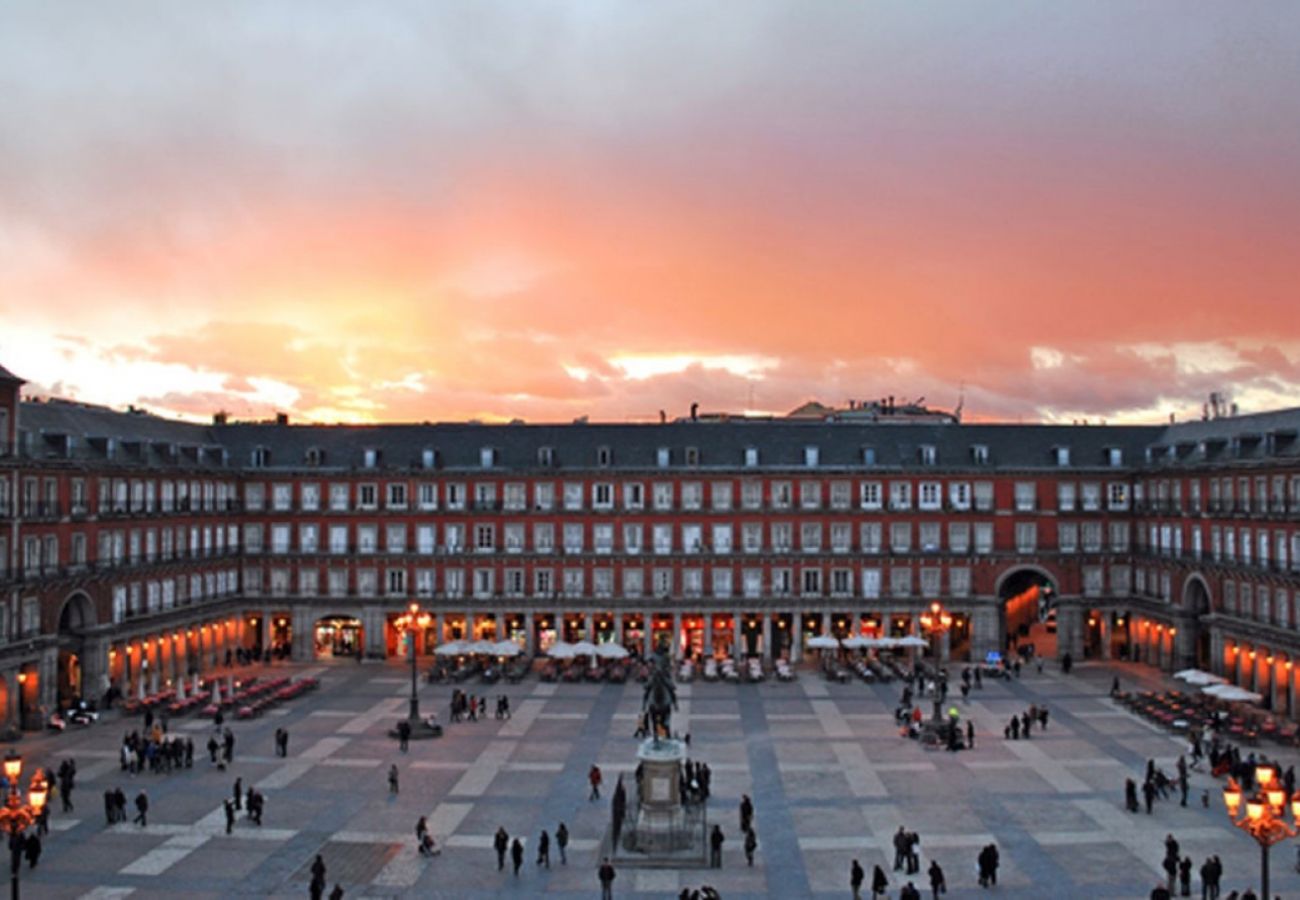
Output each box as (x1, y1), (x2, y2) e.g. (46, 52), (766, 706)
(0, 749), (49, 900)
(390, 602), (440, 741)
(919, 601), (953, 723)
(1222, 765), (1300, 900)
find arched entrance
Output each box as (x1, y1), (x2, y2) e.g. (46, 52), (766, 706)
(997, 567), (1057, 654)
(314, 615), (363, 659)
(1182, 575), (1213, 669)
(57, 592), (96, 707)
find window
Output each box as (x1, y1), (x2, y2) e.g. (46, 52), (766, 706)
(653, 568), (673, 598)
(594, 523), (614, 553)
(889, 481), (912, 511)
(771, 522), (792, 552)
(743, 568), (763, 598)
(473, 483), (498, 510)
(533, 523), (554, 553)
(534, 568), (554, 597)
(533, 482), (553, 510)
(421, 448), (437, 469)
(890, 567), (912, 598)
(1058, 522), (1078, 553)
(712, 524), (733, 553)
(563, 523), (584, 554)
(918, 482), (941, 510)
(622, 482), (644, 510)
(1054, 446), (1071, 467)
(890, 522), (911, 553)
(387, 482), (408, 509)
(920, 567), (941, 596)
(473, 569), (494, 598)
(622, 568), (643, 597)
(480, 447), (496, 468)
(1014, 482), (1037, 512)
(538, 446), (554, 467)
(416, 524), (436, 555)
(329, 525), (348, 555)
(801, 567), (822, 596)
(445, 482), (465, 510)
(683, 524), (703, 553)
(950, 567), (971, 597)
(685, 447), (699, 466)
(860, 522), (883, 554)
(503, 482), (526, 511)
(1108, 447), (1123, 467)
(772, 481), (792, 509)
(860, 481), (882, 510)
(363, 448), (379, 468)
(742, 523), (763, 553)
(357, 524), (378, 554)
(772, 568), (792, 596)
(245, 483), (265, 512)
(974, 523), (994, 554)
(504, 523), (525, 553)
(653, 524), (673, 554)
(269, 524), (291, 554)
(653, 482), (674, 510)
(804, 445), (820, 467)
(948, 482), (970, 511)
(919, 522), (941, 553)
(973, 481), (994, 511)
(830, 522), (851, 553)
(563, 482), (584, 510)
(1015, 522), (1037, 553)
(622, 524), (642, 554)
(744, 447), (759, 467)
(682, 482), (703, 510)
(1057, 482), (1076, 512)
(445, 523), (464, 552)
(711, 568), (733, 598)
(861, 567), (882, 599)
(948, 522), (970, 554)
(474, 524), (495, 552)
(417, 482), (437, 510)
(388, 568), (408, 595)
(1081, 522), (1102, 553)
(656, 447), (671, 467)
(711, 481), (733, 510)
(919, 445), (936, 466)
(862, 446), (877, 466)
(972, 445), (989, 465)
(597, 445), (612, 467)
(1107, 482), (1129, 511)
(593, 483), (614, 509)
(594, 568), (614, 597)
(741, 480), (762, 509)
(357, 483), (378, 509)
(800, 522), (822, 553)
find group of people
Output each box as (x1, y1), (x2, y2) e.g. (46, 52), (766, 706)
(120, 727), (194, 774)
(1126, 756), (1190, 815)
(852, 856), (948, 900)
(308, 853), (345, 900)
(448, 689), (486, 722)
(492, 821), (572, 874)
(1003, 704), (1049, 741)
(205, 726), (237, 769)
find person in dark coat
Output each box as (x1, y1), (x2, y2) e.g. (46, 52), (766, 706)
(850, 858), (865, 899)
(709, 824), (724, 868)
(494, 827), (509, 870)
(536, 829), (550, 868)
(743, 827), (757, 866)
(510, 837), (524, 876)
(598, 857), (616, 900)
(871, 863), (889, 898)
(928, 859), (946, 898)
(23, 834), (40, 869)
(556, 821), (569, 864)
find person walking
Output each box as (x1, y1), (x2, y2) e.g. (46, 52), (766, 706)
(133, 790), (149, 827)
(589, 764), (603, 801)
(709, 824), (725, 868)
(743, 827), (757, 866)
(309, 854), (326, 900)
(328, 884), (344, 900)
(851, 858), (865, 900)
(1178, 855), (1192, 897)
(599, 857), (616, 900)
(23, 833), (40, 869)
(739, 794), (753, 832)
(388, 764), (399, 795)
(223, 798), (235, 834)
(966, 720), (975, 750)
(536, 829), (550, 868)
(494, 827), (509, 871)
(556, 822), (569, 865)
(928, 859), (946, 899)
(511, 837), (524, 876)
(871, 863), (889, 898)
(233, 777), (242, 811)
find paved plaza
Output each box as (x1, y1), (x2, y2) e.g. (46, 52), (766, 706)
(17, 656), (1300, 899)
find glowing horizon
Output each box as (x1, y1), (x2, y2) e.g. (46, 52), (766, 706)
(2, 4), (1298, 427)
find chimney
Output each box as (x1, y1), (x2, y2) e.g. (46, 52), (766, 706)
(275, 412), (289, 426)
(690, 402), (698, 422)
(212, 411), (228, 426)
(659, 409), (667, 424)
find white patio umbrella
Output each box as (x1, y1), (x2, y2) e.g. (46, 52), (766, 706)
(1175, 669), (1227, 686)
(867, 637), (900, 649)
(175, 678), (187, 701)
(894, 636), (930, 649)
(1202, 684), (1263, 703)
(492, 639), (522, 657)
(137, 679), (146, 701)
(596, 643), (630, 659)
(571, 640), (601, 656)
(840, 636), (869, 650)
(434, 641), (468, 656)
(192, 673), (202, 696)
(210, 680), (221, 705)
(467, 639), (498, 655)
(806, 635), (840, 650)
(547, 642), (578, 659)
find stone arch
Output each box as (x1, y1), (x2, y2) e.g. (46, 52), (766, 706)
(994, 564), (1060, 602)
(56, 591), (96, 708)
(58, 590), (97, 633)
(1181, 573), (1213, 614)
(996, 565), (1060, 652)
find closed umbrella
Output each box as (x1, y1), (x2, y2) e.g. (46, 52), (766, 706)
(175, 678), (187, 702)
(1176, 669), (1227, 686)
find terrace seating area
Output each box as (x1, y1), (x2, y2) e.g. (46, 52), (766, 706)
(1116, 688), (1300, 748)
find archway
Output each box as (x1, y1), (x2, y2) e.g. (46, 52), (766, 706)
(57, 592), (96, 707)
(314, 615), (363, 659)
(1182, 575), (1213, 669)
(997, 566), (1057, 654)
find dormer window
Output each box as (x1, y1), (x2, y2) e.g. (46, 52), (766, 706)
(971, 445), (989, 465)
(596, 445), (612, 467)
(744, 447), (759, 467)
(861, 446), (877, 466)
(1054, 446), (1071, 467)
(363, 448), (379, 469)
(656, 447), (671, 468)
(919, 445), (937, 466)
(305, 447), (324, 467)
(685, 446), (699, 466)
(804, 446), (820, 467)
(251, 447), (270, 468)
(538, 446), (554, 467)
(1108, 447), (1123, 467)
(421, 448), (437, 469)
(480, 446), (496, 468)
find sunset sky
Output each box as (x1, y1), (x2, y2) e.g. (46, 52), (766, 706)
(2, 3), (1299, 425)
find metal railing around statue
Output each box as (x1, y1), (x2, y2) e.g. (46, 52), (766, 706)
(604, 762), (710, 867)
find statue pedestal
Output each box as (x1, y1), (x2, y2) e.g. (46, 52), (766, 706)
(625, 738), (699, 856)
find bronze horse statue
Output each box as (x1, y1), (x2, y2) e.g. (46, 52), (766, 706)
(641, 643), (678, 745)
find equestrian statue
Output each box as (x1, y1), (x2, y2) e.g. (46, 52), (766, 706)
(641, 639), (678, 746)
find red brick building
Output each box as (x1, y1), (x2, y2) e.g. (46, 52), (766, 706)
(2, 361), (1299, 730)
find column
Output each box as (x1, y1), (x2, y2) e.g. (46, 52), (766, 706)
(939, 628), (951, 664)
(82, 636), (110, 702)
(4, 669), (19, 732)
(766, 616), (777, 663)
(613, 612), (623, 648)
(585, 612), (595, 642)
(732, 610), (743, 660)
(644, 611), (654, 657)
(291, 606), (314, 661)
(523, 612), (535, 654)
(703, 614), (713, 658)
(969, 604), (999, 664)
(1099, 615), (1112, 660)
(671, 612), (681, 659)
(39, 645), (59, 715)
(1056, 603), (1085, 662)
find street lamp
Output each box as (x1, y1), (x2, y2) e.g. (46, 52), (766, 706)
(0, 749), (49, 900)
(1222, 765), (1300, 900)
(919, 601), (954, 723)
(389, 602), (440, 741)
